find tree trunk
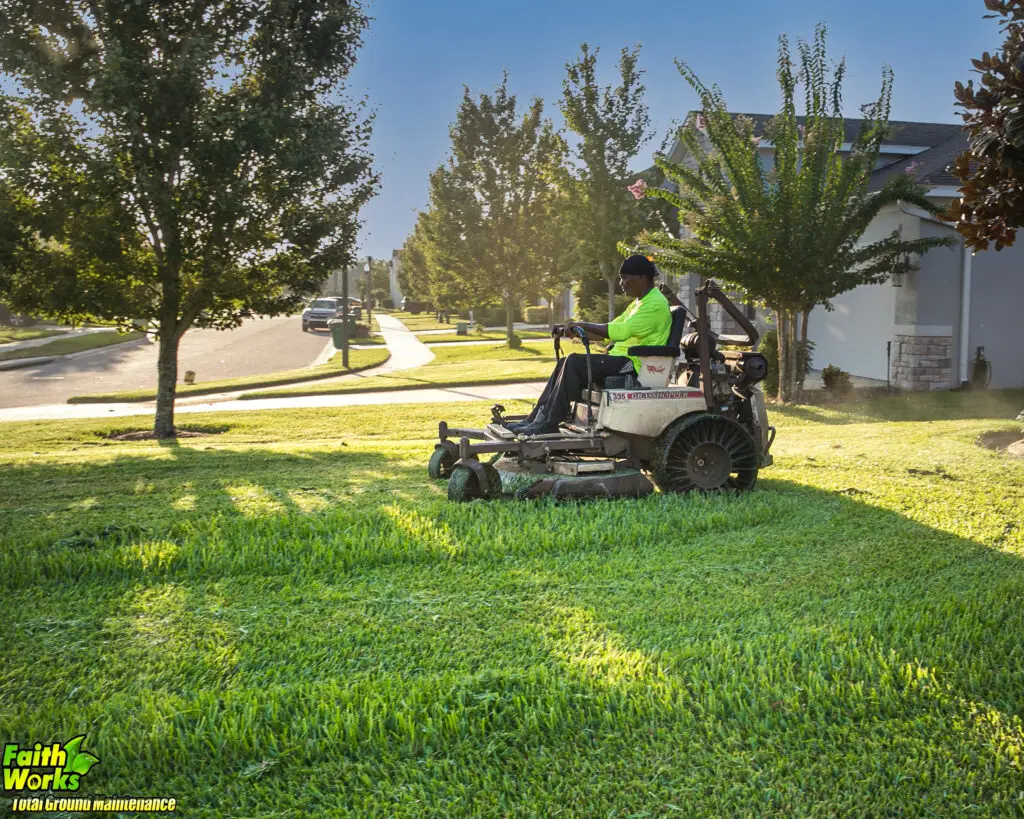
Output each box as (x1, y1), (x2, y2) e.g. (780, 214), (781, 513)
(154, 321), (181, 438)
(598, 259), (614, 321)
(504, 293), (514, 345)
(777, 309), (791, 402)
(797, 306), (812, 394)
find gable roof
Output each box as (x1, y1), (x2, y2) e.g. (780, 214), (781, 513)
(668, 112), (967, 193)
(717, 113), (963, 149)
(867, 132), (967, 192)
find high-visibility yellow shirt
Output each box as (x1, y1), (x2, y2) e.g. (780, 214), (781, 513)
(606, 287), (672, 373)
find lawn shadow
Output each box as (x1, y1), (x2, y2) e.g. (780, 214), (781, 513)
(0, 444), (444, 588)
(773, 387), (1024, 425)
(3, 476), (1024, 812)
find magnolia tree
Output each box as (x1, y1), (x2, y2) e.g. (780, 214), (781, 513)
(0, 1), (377, 436)
(624, 24), (953, 401)
(946, 0), (1024, 250)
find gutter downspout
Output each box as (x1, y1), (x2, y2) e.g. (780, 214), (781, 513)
(958, 243), (972, 388)
(896, 201), (970, 388)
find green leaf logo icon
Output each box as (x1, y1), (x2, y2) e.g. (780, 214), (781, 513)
(62, 735), (100, 778)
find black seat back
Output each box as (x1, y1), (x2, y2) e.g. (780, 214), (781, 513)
(666, 306), (688, 350)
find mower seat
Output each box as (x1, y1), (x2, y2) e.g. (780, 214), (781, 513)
(626, 305), (688, 388)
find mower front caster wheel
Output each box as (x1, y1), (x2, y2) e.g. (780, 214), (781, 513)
(447, 463), (502, 501)
(428, 446), (455, 479)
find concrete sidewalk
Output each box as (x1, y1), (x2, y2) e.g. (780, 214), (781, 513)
(0, 381), (547, 422)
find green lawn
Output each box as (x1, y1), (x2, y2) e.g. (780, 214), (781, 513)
(241, 338), (561, 399)
(0, 326), (65, 344)
(1, 391), (1023, 815)
(69, 348), (390, 403)
(0, 330), (143, 361)
(423, 329), (551, 343)
(393, 313), (455, 331)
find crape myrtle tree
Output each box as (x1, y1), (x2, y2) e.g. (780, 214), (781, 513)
(945, 0), (1024, 250)
(431, 74), (565, 346)
(0, 1), (378, 437)
(625, 24), (952, 401)
(560, 43), (656, 321)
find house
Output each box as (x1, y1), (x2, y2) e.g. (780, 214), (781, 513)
(664, 115), (1024, 390)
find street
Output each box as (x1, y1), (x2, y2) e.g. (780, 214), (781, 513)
(0, 314), (331, 408)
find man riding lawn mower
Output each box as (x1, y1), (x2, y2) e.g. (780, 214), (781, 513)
(428, 257), (776, 501)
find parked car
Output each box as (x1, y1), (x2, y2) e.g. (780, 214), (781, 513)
(302, 297), (365, 331)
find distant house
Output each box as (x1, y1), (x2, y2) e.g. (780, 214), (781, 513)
(664, 115), (1024, 389)
(389, 249), (404, 307)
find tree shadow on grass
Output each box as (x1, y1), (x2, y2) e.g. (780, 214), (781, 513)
(0, 444), (445, 588)
(3, 478), (1024, 812)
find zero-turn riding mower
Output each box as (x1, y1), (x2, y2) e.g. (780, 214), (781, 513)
(428, 279), (775, 501)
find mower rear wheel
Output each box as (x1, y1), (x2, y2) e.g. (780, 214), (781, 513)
(652, 413), (759, 493)
(428, 446), (455, 479)
(447, 463), (502, 502)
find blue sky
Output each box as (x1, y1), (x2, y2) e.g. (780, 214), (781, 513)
(344, 0), (1003, 262)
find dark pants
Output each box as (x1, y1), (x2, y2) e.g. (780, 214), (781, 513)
(523, 353), (635, 429)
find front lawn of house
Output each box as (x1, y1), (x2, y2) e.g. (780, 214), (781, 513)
(1, 390), (1022, 815)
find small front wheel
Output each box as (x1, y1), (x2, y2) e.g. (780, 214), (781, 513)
(428, 446), (455, 480)
(447, 463), (502, 501)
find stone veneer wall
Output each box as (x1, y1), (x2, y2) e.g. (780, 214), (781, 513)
(891, 333), (954, 390)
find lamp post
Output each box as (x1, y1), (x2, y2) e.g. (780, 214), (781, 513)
(364, 256), (373, 326)
(339, 260), (350, 367)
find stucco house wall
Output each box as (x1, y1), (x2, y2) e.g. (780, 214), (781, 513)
(968, 243), (1024, 388)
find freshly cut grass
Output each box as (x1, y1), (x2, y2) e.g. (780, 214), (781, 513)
(240, 338), (557, 399)
(0, 326), (65, 344)
(423, 329), (550, 343)
(68, 348), (390, 403)
(0, 329), (143, 361)
(392, 313), (454, 331)
(1, 391), (1023, 815)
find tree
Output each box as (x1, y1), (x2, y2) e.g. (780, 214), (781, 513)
(0, 1), (377, 436)
(945, 0), (1024, 250)
(433, 73), (563, 345)
(560, 43), (654, 320)
(627, 24), (953, 401)
(398, 214), (431, 303)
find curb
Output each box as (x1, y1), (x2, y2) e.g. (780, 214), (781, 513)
(0, 355), (57, 371)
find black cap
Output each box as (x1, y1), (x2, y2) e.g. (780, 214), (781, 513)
(619, 254), (657, 278)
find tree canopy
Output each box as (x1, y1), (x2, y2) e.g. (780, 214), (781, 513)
(420, 74), (564, 344)
(946, 0), (1024, 250)
(0, 0), (377, 435)
(559, 43), (654, 320)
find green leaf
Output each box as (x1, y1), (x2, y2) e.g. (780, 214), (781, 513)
(71, 752), (99, 776)
(62, 734), (84, 771)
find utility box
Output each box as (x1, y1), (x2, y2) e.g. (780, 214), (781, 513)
(456, 322), (468, 336)
(329, 319), (351, 349)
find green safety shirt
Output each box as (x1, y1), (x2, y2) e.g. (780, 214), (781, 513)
(606, 287), (672, 373)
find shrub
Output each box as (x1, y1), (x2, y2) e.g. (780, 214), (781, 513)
(382, 298), (393, 310)
(822, 364), (853, 395)
(757, 329), (779, 397)
(506, 333), (522, 349)
(524, 305), (550, 324)
(1017, 408), (1024, 434)
(475, 306), (522, 327)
